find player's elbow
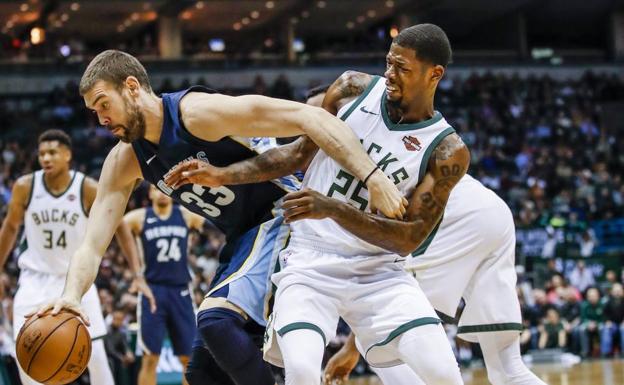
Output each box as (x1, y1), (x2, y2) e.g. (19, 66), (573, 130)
(394, 242), (417, 257)
(398, 225), (432, 256)
(0, 220), (19, 237)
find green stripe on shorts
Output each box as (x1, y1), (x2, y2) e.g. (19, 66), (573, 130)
(365, 317), (441, 355)
(278, 322), (327, 345)
(457, 322), (523, 334)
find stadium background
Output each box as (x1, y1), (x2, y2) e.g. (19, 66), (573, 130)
(1, 0), (624, 384)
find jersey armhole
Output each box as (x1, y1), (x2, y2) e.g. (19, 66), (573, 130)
(23, 173), (35, 210)
(79, 175), (89, 216)
(338, 75), (381, 121)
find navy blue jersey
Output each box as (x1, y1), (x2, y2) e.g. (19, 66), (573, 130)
(131, 86), (300, 263)
(141, 205), (191, 286)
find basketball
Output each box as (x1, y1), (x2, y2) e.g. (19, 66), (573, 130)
(15, 312), (91, 385)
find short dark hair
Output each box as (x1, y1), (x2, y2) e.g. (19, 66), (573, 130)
(393, 24), (452, 67)
(79, 50), (152, 95)
(306, 84), (331, 100)
(38, 129), (72, 150)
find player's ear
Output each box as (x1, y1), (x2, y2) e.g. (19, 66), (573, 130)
(63, 146), (72, 164)
(125, 76), (140, 96)
(431, 65), (445, 82)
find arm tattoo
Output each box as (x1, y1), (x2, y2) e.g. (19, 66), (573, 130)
(434, 135), (466, 161)
(223, 138), (316, 184)
(336, 71), (370, 99)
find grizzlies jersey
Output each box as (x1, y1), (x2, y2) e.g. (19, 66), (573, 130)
(131, 86), (300, 263)
(19, 170), (88, 275)
(290, 76), (456, 257)
(140, 205), (191, 286)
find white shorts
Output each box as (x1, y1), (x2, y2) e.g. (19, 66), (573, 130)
(12, 269), (107, 343)
(264, 242), (440, 368)
(406, 182), (522, 342)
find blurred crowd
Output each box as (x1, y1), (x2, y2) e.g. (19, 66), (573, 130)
(1, 70), (624, 382)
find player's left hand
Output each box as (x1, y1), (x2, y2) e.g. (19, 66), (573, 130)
(129, 276), (157, 313)
(282, 189), (335, 223)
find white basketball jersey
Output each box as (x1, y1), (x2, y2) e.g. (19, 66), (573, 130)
(290, 76), (456, 257)
(19, 170), (88, 275)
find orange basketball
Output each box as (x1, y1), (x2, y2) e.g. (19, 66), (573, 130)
(16, 311), (91, 385)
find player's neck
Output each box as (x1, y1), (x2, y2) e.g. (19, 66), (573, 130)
(142, 93), (164, 145)
(386, 99), (435, 124)
(153, 203), (172, 219)
(43, 170), (72, 195)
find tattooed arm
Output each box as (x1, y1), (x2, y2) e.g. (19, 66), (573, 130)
(282, 133), (470, 255)
(165, 71), (374, 188)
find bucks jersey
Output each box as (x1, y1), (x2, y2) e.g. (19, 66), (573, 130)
(19, 170), (88, 275)
(140, 205), (191, 286)
(131, 86), (300, 263)
(289, 76), (456, 257)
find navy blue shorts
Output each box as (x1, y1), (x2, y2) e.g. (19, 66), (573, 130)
(206, 216), (289, 327)
(139, 283), (196, 356)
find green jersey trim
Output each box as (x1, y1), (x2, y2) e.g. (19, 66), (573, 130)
(17, 238), (28, 256)
(339, 76), (381, 121)
(24, 173), (35, 209)
(408, 126), (456, 256)
(277, 322), (327, 346)
(411, 217), (443, 257)
(457, 323), (523, 334)
(365, 317), (441, 355)
(42, 171), (77, 198)
(381, 94), (444, 131)
(417, 126), (456, 185)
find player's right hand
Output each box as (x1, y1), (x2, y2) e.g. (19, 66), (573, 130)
(129, 276), (157, 313)
(164, 159), (224, 189)
(26, 296), (90, 326)
(323, 342), (360, 385)
(366, 169), (408, 219)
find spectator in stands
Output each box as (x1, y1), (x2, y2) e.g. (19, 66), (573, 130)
(560, 287), (582, 353)
(105, 307), (135, 385)
(270, 74), (293, 99)
(568, 260), (596, 293)
(600, 283), (624, 356)
(539, 308), (567, 349)
(579, 287), (605, 357)
(600, 270), (619, 294)
(579, 229), (597, 257)
(532, 289), (551, 321)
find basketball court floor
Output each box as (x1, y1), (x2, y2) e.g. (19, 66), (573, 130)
(346, 359), (624, 385)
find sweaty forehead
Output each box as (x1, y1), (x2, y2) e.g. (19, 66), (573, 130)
(84, 80), (114, 108)
(387, 44), (418, 63)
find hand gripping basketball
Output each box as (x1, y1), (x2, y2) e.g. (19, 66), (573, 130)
(27, 296), (91, 326)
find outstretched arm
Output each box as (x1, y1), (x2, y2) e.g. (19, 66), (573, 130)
(165, 136), (318, 188)
(165, 72), (374, 189)
(282, 134), (470, 255)
(180, 91), (406, 219)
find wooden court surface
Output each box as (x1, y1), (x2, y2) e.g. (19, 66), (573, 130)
(346, 359), (624, 385)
